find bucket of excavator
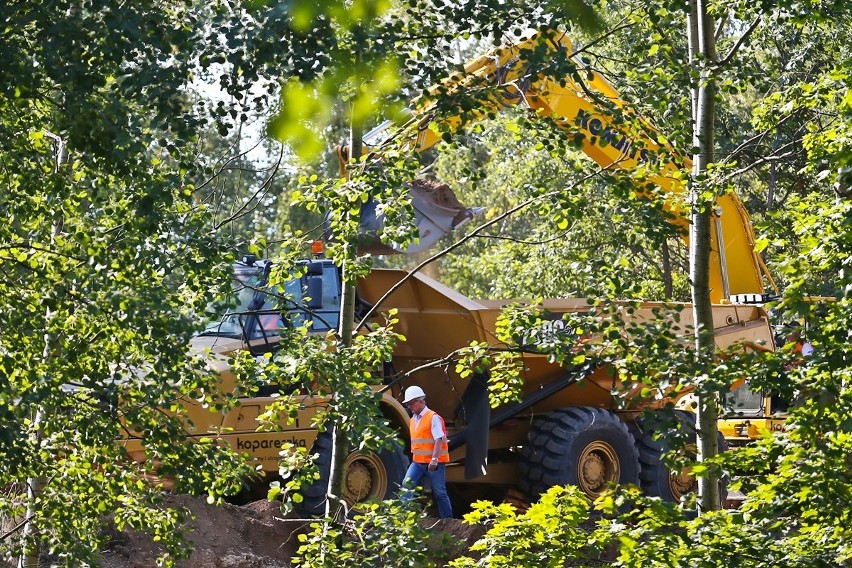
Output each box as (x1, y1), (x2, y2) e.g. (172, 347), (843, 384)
(349, 178), (484, 255)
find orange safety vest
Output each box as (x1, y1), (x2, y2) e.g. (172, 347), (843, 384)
(409, 409), (449, 464)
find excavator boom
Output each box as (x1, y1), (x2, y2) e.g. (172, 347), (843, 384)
(352, 30), (777, 302)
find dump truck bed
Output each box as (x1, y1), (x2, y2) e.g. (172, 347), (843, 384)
(358, 268), (775, 428)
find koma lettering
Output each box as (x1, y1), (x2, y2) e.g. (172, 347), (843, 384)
(574, 109), (655, 164)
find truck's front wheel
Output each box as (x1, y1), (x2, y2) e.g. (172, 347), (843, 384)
(301, 433), (408, 515)
(631, 410), (728, 503)
(520, 407), (640, 501)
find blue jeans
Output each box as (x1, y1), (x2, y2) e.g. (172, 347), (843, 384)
(402, 461), (453, 519)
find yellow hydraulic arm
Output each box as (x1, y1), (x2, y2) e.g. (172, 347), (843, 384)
(351, 29), (777, 304)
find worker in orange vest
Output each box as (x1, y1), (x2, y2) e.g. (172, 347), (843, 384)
(401, 385), (453, 519)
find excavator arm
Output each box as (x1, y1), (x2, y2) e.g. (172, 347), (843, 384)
(344, 29), (777, 303)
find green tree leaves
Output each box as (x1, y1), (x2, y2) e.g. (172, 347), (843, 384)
(0, 0), (296, 563)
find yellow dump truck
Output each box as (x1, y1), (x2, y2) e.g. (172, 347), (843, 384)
(126, 29), (780, 513)
(152, 250), (774, 513)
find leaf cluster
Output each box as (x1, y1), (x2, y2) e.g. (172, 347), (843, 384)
(293, 497), (461, 567)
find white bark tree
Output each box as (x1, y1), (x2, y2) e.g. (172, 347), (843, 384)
(688, 0), (722, 512)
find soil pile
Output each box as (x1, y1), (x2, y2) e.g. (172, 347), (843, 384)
(408, 178), (465, 211)
(100, 495), (485, 568)
(101, 496), (303, 568)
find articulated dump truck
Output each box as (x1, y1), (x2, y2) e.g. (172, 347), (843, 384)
(353, 267), (774, 506)
(131, 254), (774, 514)
(125, 28), (780, 514)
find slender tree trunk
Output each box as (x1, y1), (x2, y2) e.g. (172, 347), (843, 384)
(688, 0), (722, 513)
(327, 283), (353, 520)
(661, 240), (673, 299)
(18, 410), (46, 568)
(326, 78), (365, 521)
(339, 110), (363, 346)
(19, 133), (66, 567)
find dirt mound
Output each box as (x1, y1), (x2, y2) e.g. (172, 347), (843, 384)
(101, 496), (308, 568)
(7, 494), (616, 568)
(100, 496), (487, 568)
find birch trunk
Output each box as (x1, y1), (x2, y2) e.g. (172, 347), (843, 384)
(324, 116), (363, 523)
(19, 133), (67, 567)
(688, 0), (722, 513)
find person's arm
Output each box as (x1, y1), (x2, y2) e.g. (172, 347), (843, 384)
(429, 414), (445, 471)
(428, 437), (444, 471)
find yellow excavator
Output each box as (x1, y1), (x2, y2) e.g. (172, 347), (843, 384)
(126, 29), (780, 514)
(346, 29), (777, 304)
(345, 28), (787, 447)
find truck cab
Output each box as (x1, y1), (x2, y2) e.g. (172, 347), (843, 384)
(199, 254), (342, 355)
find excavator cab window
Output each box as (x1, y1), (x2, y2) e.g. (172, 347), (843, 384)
(724, 382), (765, 418)
(201, 256), (274, 339)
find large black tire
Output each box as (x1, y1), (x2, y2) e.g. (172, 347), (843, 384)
(519, 407), (640, 501)
(301, 434), (409, 515)
(631, 410), (728, 503)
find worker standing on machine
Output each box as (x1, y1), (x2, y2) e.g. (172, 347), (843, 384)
(401, 386), (453, 519)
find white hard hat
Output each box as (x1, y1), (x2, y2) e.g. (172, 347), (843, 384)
(402, 385), (426, 404)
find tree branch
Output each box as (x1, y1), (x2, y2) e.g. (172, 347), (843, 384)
(719, 144), (801, 184)
(717, 16), (762, 67)
(214, 144), (285, 230)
